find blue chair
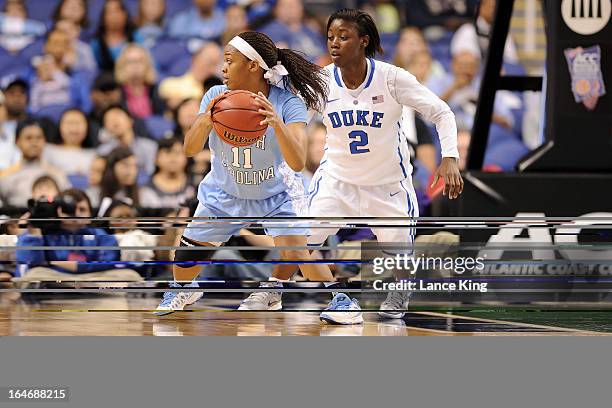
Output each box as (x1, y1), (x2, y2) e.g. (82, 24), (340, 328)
(166, 54), (192, 77)
(33, 103), (74, 124)
(137, 170), (150, 186)
(151, 38), (190, 77)
(165, 0), (193, 19)
(0, 47), (28, 78)
(484, 138), (530, 172)
(17, 37), (45, 64)
(144, 115), (175, 140)
(502, 62), (527, 76)
(429, 31), (453, 71)
(67, 174), (89, 190)
(25, 0), (58, 23)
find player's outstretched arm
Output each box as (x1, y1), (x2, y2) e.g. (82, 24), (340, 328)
(253, 92), (307, 172)
(392, 68), (464, 199)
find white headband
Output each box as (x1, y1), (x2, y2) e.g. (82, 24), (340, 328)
(228, 36), (289, 86)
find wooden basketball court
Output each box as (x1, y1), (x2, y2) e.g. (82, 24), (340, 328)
(1, 294), (608, 336)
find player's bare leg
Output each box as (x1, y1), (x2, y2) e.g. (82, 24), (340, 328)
(238, 235), (335, 310)
(155, 237), (214, 316)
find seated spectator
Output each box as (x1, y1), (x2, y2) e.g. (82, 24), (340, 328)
(0, 0), (46, 54)
(44, 109), (96, 176)
(451, 0), (518, 64)
(134, 0), (167, 49)
(31, 175), (60, 201)
(167, 0), (225, 42)
(87, 73), (153, 143)
(53, 0), (89, 29)
(220, 4), (248, 46)
(99, 146), (140, 205)
(260, 0), (326, 64)
(14, 188), (143, 282)
(91, 0), (141, 73)
(28, 56), (73, 113)
(54, 19), (98, 74)
(404, 0), (478, 32)
(85, 155), (106, 208)
(28, 28), (93, 113)
(0, 90), (20, 171)
(97, 105), (157, 177)
(172, 98), (200, 140)
(394, 27), (446, 87)
(1, 76), (58, 142)
(139, 137), (196, 208)
(429, 51), (520, 131)
(100, 198), (157, 263)
(115, 43), (165, 119)
(0, 119), (69, 207)
(158, 42), (223, 110)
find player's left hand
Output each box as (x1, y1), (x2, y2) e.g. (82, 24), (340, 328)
(431, 157), (464, 200)
(253, 92), (282, 128)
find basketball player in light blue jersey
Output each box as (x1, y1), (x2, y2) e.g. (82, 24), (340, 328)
(155, 31), (335, 315)
(243, 9), (464, 325)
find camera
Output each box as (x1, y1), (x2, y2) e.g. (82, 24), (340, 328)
(26, 195), (77, 232)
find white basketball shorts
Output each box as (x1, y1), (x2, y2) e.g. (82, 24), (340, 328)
(307, 167), (419, 246)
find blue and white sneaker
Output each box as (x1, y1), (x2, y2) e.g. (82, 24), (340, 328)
(154, 282), (203, 316)
(319, 293), (364, 325)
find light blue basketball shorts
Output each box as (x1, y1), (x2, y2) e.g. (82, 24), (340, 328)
(183, 183), (308, 244)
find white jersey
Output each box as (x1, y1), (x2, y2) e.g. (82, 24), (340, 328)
(320, 58), (459, 186)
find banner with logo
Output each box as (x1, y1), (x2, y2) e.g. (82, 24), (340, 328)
(564, 45), (606, 110)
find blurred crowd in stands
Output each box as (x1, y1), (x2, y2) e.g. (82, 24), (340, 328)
(0, 0), (544, 282)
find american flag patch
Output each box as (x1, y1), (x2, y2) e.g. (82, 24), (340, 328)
(372, 95), (384, 104)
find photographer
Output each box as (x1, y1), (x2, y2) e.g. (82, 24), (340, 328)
(15, 189), (142, 282)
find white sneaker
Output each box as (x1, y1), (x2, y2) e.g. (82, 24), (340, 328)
(319, 293), (364, 325)
(378, 291), (410, 319)
(154, 282), (203, 316)
(238, 291), (282, 310)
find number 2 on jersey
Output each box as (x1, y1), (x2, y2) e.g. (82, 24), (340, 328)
(348, 130), (370, 154)
(231, 147), (253, 169)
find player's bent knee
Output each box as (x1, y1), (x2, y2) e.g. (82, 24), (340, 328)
(282, 249), (309, 261)
(174, 236), (216, 268)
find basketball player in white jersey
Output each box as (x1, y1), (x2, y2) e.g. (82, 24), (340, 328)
(239, 9), (464, 325)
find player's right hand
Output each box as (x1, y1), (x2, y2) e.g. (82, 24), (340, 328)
(201, 92), (228, 127)
(205, 91), (228, 113)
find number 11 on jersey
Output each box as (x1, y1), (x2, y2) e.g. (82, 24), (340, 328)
(231, 147), (253, 169)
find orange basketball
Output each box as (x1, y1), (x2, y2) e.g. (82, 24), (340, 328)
(210, 90), (267, 147)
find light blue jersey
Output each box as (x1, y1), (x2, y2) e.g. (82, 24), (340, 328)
(198, 85), (307, 201)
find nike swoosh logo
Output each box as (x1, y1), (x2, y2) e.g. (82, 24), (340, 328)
(326, 98), (340, 103)
(390, 191), (401, 197)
